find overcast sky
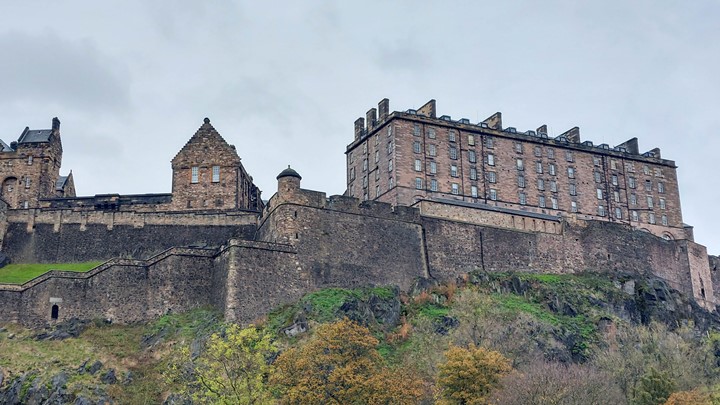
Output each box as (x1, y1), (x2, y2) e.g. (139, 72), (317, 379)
(0, 1), (717, 254)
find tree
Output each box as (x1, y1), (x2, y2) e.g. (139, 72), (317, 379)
(632, 368), (675, 405)
(436, 344), (512, 405)
(189, 324), (276, 404)
(664, 389), (713, 405)
(270, 318), (424, 404)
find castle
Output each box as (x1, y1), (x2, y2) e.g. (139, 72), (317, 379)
(0, 99), (715, 327)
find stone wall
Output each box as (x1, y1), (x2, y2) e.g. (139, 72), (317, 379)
(2, 209), (257, 263)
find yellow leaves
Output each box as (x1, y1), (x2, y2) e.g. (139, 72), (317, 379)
(436, 345), (512, 405)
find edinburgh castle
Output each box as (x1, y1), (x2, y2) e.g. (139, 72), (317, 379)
(0, 99), (716, 327)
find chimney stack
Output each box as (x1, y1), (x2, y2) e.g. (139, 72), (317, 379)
(354, 118), (365, 141)
(378, 98), (390, 121)
(366, 108), (377, 131)
(52, 117), (61, 131)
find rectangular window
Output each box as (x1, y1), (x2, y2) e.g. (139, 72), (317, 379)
(597, 189), (603, 200)
(486, 137), (494, 148)
(450, 147), (458, 160)
(487, 171), (497, 183)
(643, 165), (650, 175)
(550, 181), (557, 193)
(429, 144), (437, 156)
(571, 201), (578, 213)
(349, 151), (354, 163)
(375, 150), (380, 163)
(27, 156), (33, 165)
(629, 177), (636, 188)
(593, 156), (601, 166)
(489, 189), (498, 201)
(647, 196), (654, 208)
(537, 179), (545, 191)
(611, 160), (618, 170)
(389, 177), (394, 188)
(471, 185), (478, 198)
(649, 213), (656, 224)
(451, 183), (459, 195)
(388, 159), (393, 172)
(569, 183), (577, 196)
(191, 166), (199, 183)
(654, 168), (662, 177)
(415, 178), (423, 189)
(632, 211), (639, 221)
(468, 151), (476, 163)
(468, 134), (475, 145)
(350, 167), (356, 180)
(630, 193), (637, 205)
(430, 179), (438, 191)
(414, 141), (422, 153)
(567, 167), (575, 178)
(430, 161), (437, 174)
(594, 172), (602, 183)
(547, 148), (555, 159)
(658, 182), (665, 193)
(614, 191), (620, 203)
(566, 151), (574, 162)
(449, 130), (456, 142)
(551, 197), (558, 209)
(516, 159), (524, 171)
(534, 146), (542, 157)
(387, 125), (393, 137)
(612, 175), (618, 186)
(414, 123), (421, 136)
(375, 170), (379, 181)
(469, 167), (477, 180)
(515, 142), (523, 153)
(23, 201), (29, 209)
(536, 162), (543, 174)
(518, 175), (526, 188)
(387, 140), (393, 155)
(363, 159), (368, 171)
(539, 196), (546, 208)
(451, 165), (458, 177)
(487, 154), (495, 166)
(626, 162), (635, 172)
(519, 193), (527, 205)
(615, 207), (622, 219)
(25, 177), (31, 188)
(212, 166), (220, 182)
(414, 159), (422, 172)
(662, 215), (668, 226)
(549, 164), (556, 176)
(427, 128), (436, 139)
(659, 198), (666, 210)
(598, 205), (606, 216)
(375, 135), (379, 145)
(644, 180), (652, 191)
(375, 185), (380, 198)
(363, 143), (367, 154)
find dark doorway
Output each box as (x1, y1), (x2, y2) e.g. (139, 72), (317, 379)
(51, 304), (59, 320)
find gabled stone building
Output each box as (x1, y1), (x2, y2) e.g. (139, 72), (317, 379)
(0, 118), (75, 209)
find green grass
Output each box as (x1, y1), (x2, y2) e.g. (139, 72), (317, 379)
(0, 261), (103, 284)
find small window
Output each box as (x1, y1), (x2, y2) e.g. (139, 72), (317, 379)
(486, 137), (494, 149)
(375, 170), (379, 181)
(615, 207), (622, 219)
(430, 179), (438, 191)
(413, 123), (421, 136)
(647, 196), (654, 208)
(551, 197), (558, 210)
(51, 304), (59, 320)
(450, 165), (458, 177)
(415, 178), (423, 189)
(387, 125), (393, 137)
(191, 166), (199, 183)
(25, 177), (31, 188)
(468, 151), (476, 163)
(427, 128), (436, 139)
(363, 159), (368, 172)
(598, 205), (606, 216)
(536, 162), (543, 174)
(539, 196), (546, 208)
(643, 165), (650, 175)
(518, 175), (526, 188)
(566, 151), (574, 162)
(534, 146), (542, 157)
(654, 168), (662, 177)
(516, 159), (524, 171)
(658, 182), (665, 193)
(596, 189), (603, 200)
(629, 177), (636, 188)
(414, 159), (422, 172)
(632, 211), (639, 221)
(449, 130), (457, 142)
(212, 166), (220, 182)
(548, 164), (556, 176)
(349, 152), (354, 163)
(387, 141), (393, 155)
(625, 162), (635, 172)
(375, 135), (379, 146)
(487, 171), (497, 183)
(469, 167), (477, 180)
(468, 134), (475, 145)
(388, 159), (393, 172)
(414, 141), (422, 153)
(644, 180), (652, 191)
(428, 144), (437, 156)
(23, 201), (29, 209)
(430, 161), (437, 174)
(550, 181), (557, 193)
(471, 185), (478, 197)
(363, 143), (367, 154)
(389, 177), (394, 188)
(611, 160), (618, 170)
(537, 179), (545, 191)
(485, 188), (496, 201)
(630, 194), (637, 205)
(450, 147), (458, 160)
(547, 148), (555, 159)
(451, 183), (459, 194)
(661, 215), (668, 226)
(649, 212), (656, 224)
(519, 193), (527, 205)
(569, 183), (577, 196)
(571, 201), (578, 213)
(614, 191), (620, 203)
(659, 198), (666, 210)
(375, 150), (379, 163)
(567, 167), (575, 178)
(487, 154), (495, 166)
(375, 185), (380, 198)
(27, 156), (33, 165)
(594, 172), (602, 183)
(612, 175), (618, 186)
(593, 156), (601, 166)
(515, 143), (523, 153)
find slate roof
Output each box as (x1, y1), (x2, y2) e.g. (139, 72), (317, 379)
(56, 176), (69, 191)
(0, 140), (12, 152)
(18, 128), (53, 144)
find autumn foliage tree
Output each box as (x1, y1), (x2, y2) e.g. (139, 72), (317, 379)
(270, 318), (424, 404)
(436, 344), (512, 405)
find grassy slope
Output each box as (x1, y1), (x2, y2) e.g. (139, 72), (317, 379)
(0, 262), (103, 284)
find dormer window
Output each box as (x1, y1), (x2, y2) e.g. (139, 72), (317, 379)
(191, 166), (199, 183)
(212, 166), (220, 183)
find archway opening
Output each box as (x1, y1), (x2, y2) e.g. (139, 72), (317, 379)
(51, 304), (59, 320)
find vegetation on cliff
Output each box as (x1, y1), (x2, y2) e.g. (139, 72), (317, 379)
(1, 271), (720, 404)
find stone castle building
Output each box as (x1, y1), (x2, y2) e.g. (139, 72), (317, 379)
(0, 100), (716, 327)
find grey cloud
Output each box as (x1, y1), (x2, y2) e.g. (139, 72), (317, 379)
(0, 31), (130, 113)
